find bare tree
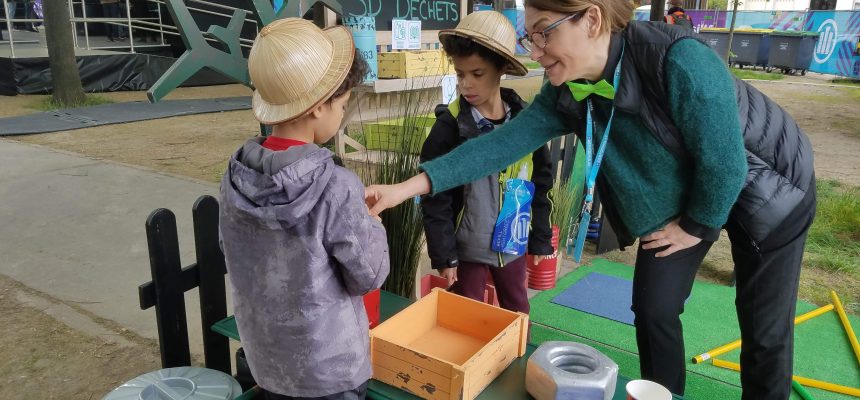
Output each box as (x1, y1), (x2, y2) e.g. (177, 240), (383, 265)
(725, 0), (741, 63)
(44, 0), (86, 106)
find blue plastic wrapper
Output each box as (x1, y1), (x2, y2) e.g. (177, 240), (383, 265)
(491, 176), (535, 256)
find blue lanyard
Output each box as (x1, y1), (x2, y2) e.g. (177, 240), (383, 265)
(583, 45), (624, 213)
(569, 45), (624, 261)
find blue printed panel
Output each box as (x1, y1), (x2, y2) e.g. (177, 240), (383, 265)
(804, 11), (860, 78)
(344, 16), (379, 82)
(725, 11), (806, 31)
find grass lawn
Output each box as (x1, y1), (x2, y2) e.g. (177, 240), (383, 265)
(730, 67), (785, 80)
(28, 94), (114, 111)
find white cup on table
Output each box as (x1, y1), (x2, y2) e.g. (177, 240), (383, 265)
(626, 379), (672, 400)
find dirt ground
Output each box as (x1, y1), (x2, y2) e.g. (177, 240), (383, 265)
(1, 74), (859, 399)
(0, 275), (162, 400)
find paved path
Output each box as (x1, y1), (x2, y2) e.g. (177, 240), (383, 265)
(0, 138), (220, 351)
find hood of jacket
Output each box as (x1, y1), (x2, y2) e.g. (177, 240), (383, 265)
(224, 137), (335, 229)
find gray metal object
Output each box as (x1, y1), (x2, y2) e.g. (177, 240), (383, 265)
(102, 366), (242, 400)
(525, 341), (619, 400)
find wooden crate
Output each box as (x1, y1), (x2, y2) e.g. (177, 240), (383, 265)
(362, 115), (435, 154)
(378, 50), (455, 78)
(370, 289), (529, 400)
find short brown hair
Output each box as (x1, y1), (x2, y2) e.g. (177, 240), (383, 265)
(523, 0), (634, 33)
(330, 49), (369, 100)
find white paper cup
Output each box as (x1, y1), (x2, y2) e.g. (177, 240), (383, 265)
(626, 379), (672, 400)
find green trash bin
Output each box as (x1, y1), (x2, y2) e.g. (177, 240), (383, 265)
(767, 30), (819, 75)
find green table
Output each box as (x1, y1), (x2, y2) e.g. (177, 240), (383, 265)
(213, 291), (679, 400)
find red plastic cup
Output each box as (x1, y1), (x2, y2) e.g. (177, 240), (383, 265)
(527, 225), (560, 290)
(363, 288), (381, 328)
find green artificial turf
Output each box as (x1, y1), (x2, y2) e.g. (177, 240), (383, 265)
(529, 259), (860, 399)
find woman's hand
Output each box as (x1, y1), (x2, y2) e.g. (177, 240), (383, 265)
(365, 173), (432, 216)
(641, 219), (702, 257)
(438, 267), (457, 287)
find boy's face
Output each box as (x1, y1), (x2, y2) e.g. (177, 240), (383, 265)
(313, 90), (351, 144)
(452, 54), (504, 110)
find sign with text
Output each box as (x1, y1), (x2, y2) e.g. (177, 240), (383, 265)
(391, 19), (421, 50)
(345, 0), (460, 30)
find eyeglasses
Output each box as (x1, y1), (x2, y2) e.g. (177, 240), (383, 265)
(518, 11), (585, 52)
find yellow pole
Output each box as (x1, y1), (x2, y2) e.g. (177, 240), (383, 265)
(830, 290), (860, 366)
(692, 304), (834, 364)
(711, 359), (860, 397)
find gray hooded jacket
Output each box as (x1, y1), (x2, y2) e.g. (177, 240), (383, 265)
(219, 138), (389, 397)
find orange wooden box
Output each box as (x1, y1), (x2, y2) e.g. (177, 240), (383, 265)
(370, 288), (529, 400)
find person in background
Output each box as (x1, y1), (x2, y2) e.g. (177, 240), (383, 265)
(131, 0), (157, 42)
(7, 0), (39, 32)
(100, 0), (127, 41)
(665, 0), (694, 30)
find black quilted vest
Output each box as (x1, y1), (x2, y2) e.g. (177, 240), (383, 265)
(555, 21), (814, 245)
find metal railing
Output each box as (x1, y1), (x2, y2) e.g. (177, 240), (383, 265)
(2, 0), (258, 58)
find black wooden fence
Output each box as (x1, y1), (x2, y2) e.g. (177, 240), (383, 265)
(138, 195), (231, 374)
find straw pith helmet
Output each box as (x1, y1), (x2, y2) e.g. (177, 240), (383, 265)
(438, 11), (528, 76)
(249, 18), (355, 125)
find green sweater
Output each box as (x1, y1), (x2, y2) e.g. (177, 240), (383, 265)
(421, 39), (747, 238)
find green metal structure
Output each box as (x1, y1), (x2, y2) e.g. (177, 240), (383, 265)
(147, 0), (344, 103)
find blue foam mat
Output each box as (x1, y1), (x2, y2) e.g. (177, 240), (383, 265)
(551, 271), (635, 325)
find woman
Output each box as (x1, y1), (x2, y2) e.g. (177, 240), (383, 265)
(365, 0), (816, 398)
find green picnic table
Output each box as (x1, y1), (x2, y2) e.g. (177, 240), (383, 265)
(213, 291), (678, 400)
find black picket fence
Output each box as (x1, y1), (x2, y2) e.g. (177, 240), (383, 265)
(138, 195), (231, 373)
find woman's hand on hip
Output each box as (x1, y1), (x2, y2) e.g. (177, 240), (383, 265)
(365, 173), (431, 216)
(641, 219), (702, 257)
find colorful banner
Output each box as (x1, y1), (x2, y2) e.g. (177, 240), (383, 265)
(687, 10), (728, 30)
(725, 11), (806, 31)
(804, 11), (860, 78)
(514, 8), (527, 55)
(518, 9), (860, 77)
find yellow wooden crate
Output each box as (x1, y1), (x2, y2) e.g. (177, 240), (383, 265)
(370, 289), (529, 400)
(378, 50), (455, 78)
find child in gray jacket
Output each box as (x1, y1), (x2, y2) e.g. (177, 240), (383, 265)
(219, 18), (389, 400)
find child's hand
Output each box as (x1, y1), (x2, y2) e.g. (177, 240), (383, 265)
(439, 267), (457, 287)
(364, 173), (431, 216)
(532, 253), (554, 265)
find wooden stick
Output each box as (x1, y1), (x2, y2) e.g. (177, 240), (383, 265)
(830, 290), (860, 366)
(712, 359), (860, 397)
(691, 304), (834, 363)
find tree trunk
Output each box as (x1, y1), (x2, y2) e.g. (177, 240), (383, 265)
(44, 0), (86, 106)
(725, 0), (740, 64)
(649, 0), (666, 22)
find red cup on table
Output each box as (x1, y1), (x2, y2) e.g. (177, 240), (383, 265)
(626, 380), (672, 400)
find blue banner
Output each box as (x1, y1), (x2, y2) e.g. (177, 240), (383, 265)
(804, 11), (860, 78)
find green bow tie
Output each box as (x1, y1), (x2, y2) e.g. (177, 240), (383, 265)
(566, 79), (616, 102)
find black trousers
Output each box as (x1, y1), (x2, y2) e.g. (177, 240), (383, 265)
(632, 182), (816, 399)
(263, 381), (368, 400)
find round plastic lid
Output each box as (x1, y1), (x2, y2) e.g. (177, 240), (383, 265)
(102, 367), (243, 400)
